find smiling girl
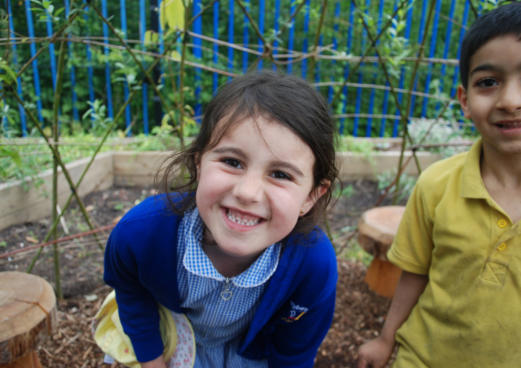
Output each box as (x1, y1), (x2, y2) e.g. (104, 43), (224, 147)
(100, 71), (339, 368)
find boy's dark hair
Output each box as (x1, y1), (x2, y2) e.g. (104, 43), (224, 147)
(460, 1), (521, 88)
(158, 70), (338, 234)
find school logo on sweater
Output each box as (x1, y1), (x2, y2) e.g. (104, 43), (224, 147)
(282, 301), (309, 323)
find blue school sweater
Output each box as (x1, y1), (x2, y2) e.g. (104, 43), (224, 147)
(104, 194), (338, 368)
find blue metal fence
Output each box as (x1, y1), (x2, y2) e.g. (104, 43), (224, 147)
(4, 0), (486, 138)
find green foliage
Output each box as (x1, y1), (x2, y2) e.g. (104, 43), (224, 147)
(0, 142), (46, 191)
(0, 101), (19, 137)
(481, 0), (505, 12)
(408, 117), (470, 157)
(0, 145), (22, 180)
(379, 9), (414, 80)
(160, 0), (188, 34)
(333, 184), (355, 200)
(113, 202), (125, 211)
(82, 99), (113, 136)
(0, 58), (18, 87)
(134, 122), (182, 151)
(0, 134), (182, 185)
(339, 237), (373, 266)
(30, 0), (65, 22)
(377, 170), (417, 204)
(0, 8), (7, 39)
(2, 0), (506, 141)
(336, 136), (375, 154)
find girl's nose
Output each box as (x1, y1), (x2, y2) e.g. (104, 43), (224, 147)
(496, 81), (521, 112)
(232, 172), (263, 204)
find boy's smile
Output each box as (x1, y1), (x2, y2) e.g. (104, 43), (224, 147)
(458, 34), (521, 157)
(195, 115), (326, 275)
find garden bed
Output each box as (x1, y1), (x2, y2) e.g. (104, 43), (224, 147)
(0, 143), (442, 231)
(0, 144), (427, 366)
(0, 178), (402, 367)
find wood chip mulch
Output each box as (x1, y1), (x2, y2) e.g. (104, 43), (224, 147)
(35, 259), (390, 368)
(38, 285), (111, 368)
(0, 183), (395, 367)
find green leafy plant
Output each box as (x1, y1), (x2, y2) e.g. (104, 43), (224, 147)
(336, 135), (375, 154)
(0, 142), (46, 191)
(0, 57), (17, 87)
(340, 237), (373, 266)
(0, 134), (184, 184)
(113, 202), (125, 211)
(377, 169), (417, 204)
(82, 99), (114, 136)
(0, 145), (21, 176)
(0, 101), (19, 137)
(333, 183), (355, 200)
(408, 117), (470, 158)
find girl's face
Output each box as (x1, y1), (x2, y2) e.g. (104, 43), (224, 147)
(196, 115), (328, 269)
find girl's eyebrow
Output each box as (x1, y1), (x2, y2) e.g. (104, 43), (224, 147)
(212, 146), (245, 157)
(212, 146), (305, 177)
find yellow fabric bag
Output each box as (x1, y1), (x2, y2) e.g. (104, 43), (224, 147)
(94, 290), (177, 368)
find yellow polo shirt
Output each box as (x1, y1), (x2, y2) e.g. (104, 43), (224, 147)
(387, 139), (521, 368)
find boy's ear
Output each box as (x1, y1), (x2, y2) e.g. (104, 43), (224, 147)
(457, 85), (471, 119)
(300, 180), (330, 217)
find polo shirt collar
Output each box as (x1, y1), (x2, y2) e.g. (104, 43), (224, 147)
(181, 207), (281, 288)
(460, 138), (489, 199)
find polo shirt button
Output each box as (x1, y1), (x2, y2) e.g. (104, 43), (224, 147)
(497, 219), (508, 228)
(498, 242), (507, 251)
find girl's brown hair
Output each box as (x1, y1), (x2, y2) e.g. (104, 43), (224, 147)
(158, 70), (338, 234)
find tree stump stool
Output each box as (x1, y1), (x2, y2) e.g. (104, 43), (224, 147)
(0, 271), (56, 368)
(358, 206), (405, 298)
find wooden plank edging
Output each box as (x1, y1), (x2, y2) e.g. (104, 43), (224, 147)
(0, 150), (442, 231)
(0, 153), (113, 232)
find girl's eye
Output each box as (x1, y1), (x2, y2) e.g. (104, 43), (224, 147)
(271, 170), (291, 180)
(475, 77), (499, 88)
(222, 158), (242, 168)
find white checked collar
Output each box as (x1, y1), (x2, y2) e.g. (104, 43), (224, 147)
(181, 207), (281, 287)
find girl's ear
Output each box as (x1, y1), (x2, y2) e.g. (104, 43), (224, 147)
(300, 180), (330, 217)
(457, 85), (471, 119)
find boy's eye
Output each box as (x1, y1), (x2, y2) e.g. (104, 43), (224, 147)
(271, 170), (291, 180)
(222, 158), (242, 168)
(475, 78), (499, 88)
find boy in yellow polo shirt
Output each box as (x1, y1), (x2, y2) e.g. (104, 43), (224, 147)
(358, 2), (521, 367)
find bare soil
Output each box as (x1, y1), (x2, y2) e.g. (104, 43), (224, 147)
(0, 180), (400, 367)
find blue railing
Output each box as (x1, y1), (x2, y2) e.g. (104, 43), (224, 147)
(4, 0), (483, 138)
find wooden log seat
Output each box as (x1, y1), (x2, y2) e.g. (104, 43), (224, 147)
(358, 206), (405, 298)
(0, 271), (56, 368)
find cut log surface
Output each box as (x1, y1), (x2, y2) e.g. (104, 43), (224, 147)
(358, 206), (405, 259)
(358, 206), (406, 298)
(0, 271), (56, 365)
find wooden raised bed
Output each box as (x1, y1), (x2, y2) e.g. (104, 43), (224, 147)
(0, 144), (442, 231)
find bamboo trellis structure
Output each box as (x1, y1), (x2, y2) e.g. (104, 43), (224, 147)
(0, 0), (494, 297)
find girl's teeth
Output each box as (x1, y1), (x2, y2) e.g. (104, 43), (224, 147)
(227, 210), (259, 226)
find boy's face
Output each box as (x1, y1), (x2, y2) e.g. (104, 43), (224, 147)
(458, 34), (521, 157)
